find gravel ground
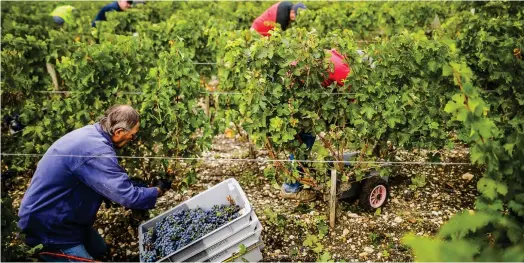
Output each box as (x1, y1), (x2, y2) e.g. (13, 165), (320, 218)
(8, 135), (482, 262)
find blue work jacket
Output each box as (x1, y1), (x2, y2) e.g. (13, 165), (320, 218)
(18, 123), (158, 247)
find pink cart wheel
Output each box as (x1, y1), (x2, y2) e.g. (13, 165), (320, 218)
(359, 177), (390, 211)
(369, 185), (387, 208)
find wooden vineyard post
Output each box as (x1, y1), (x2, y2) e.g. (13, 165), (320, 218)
(330, 168), (337, 228)
(205, 94), (210, 118)
(46, 63), (59, 90)
(249, 142), (257, 159)
(214, 93), (219, 116)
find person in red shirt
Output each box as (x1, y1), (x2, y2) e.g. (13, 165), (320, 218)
(323, 49), (352, 87)
(251, 2), (307, 37)
(280, 49), (351, 201)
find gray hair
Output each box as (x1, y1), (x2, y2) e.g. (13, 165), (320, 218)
(99, 105), (140, 135)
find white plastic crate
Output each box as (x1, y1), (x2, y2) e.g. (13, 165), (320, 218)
(138, 178), (253, 262)
(225, 243), (264, 262)
(200, 227), (263, 262)
(178, 212), (261, 262)
(187, 221), (262, 262)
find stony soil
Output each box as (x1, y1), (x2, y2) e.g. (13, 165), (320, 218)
(8, 135), (482, 262)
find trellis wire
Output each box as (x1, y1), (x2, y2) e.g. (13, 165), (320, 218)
(0, 153), (473, 166)
(35, 90), (144, 95)
(34, 90), (357, 96)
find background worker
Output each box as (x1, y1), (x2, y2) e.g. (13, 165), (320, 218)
(50, 5), (77, 26)
(92, 0), (133, 27)
(251, 1), (307, 36)
(280, 49), (351, 201)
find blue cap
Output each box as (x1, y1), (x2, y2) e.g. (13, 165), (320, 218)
(292, 2), (307, 15)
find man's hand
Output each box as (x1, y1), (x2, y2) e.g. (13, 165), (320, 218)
(153, 178), (173, 197)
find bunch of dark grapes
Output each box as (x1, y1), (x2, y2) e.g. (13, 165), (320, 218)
(140, 204), (240, 262)
(140, 228), (156, 262)
(140, 251), (156, 262)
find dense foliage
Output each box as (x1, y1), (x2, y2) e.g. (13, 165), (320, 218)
(403, 2), (524, 261)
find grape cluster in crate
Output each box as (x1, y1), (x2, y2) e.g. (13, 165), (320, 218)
(140, 205), (241, 262)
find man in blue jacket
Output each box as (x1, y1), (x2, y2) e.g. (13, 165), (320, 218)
(92, 0), (133, 27)
(18, 105), (170, 261)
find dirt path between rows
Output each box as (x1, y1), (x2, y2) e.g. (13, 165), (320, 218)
(8, 135), (482, 262)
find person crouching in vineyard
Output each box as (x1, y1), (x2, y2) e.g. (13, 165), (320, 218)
(251, 1), (307, 37)
(17, 105), (172, 261)
(50, 5), (77, 27)
(92, 0), (133, 27)
(280, 49), (351, 201)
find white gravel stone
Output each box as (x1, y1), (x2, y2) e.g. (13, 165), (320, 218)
(364, 247), (374, 253)
(348, 213), (359, 218)
(462, 173), (474, 181)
